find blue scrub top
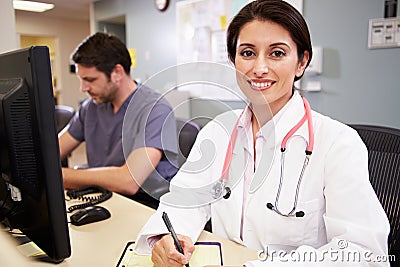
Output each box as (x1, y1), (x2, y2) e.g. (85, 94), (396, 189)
(68, 83), (178, 182)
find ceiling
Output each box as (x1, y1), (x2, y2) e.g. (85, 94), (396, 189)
(15, 0), (95, 21)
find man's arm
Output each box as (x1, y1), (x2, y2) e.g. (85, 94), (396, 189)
(58, 130), (81, 160)
(62, 147), (162, 195)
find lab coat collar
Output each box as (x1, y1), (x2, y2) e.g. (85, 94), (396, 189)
(229, 91), (311, 164)
(231, 91), (311, 158)
(237, 92), (309, 143)
(237, 105), (252, 129)
(236, 106), (253, 155)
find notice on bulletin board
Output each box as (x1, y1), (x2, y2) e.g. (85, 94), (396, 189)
(368, 17), (400, 49)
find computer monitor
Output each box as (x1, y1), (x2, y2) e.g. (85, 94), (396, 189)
(0, 46), (71, 263)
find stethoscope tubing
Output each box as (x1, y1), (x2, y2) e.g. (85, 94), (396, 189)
(271, 97), (313, 217)
(281, 97), (314, 153)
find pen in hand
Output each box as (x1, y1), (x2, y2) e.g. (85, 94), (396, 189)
(162, 212), (190, 267)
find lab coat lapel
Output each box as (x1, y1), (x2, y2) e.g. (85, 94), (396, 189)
(249, 120), (275, 193)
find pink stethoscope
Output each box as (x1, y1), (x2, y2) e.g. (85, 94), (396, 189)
(212, 97), (314, 218)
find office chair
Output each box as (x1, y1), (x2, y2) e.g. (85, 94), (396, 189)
(176, 117), (201, 167)
(55, 105), (75, 133)
(176, 117), (215, 231)
(54, 105), (75, 167)
(348, 124), (400, 264)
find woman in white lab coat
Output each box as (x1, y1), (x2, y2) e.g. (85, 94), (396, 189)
(134, 0), (390, 266)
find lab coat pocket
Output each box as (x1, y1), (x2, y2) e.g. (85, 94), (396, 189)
(264, 198), (324, 247)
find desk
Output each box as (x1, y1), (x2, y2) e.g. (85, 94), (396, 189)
(0, 193), (257, 266)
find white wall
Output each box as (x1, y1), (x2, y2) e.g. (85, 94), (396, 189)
(0, 0), (18, 53)
(304, 0), (400, 128)
(94, 0), (400, 129)
(15, 12), (90, 109)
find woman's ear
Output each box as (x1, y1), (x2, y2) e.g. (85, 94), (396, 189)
(295, 51), (310, 78)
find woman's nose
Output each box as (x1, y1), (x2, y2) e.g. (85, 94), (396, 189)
(253, 57), (269, 76)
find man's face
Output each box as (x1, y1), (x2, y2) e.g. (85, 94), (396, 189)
(75, 64), (118, 104)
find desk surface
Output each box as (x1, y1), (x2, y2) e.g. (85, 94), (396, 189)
(1, 193), (258, 266)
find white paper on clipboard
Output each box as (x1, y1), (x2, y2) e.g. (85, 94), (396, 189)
(116, 241), (223, 267)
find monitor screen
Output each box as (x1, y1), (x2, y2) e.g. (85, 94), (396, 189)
(0, 46), (71, 263)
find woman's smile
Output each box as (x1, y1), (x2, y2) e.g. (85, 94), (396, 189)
(248, 79), (276, 91)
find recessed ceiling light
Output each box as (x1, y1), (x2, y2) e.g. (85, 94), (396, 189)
(13, 0), (55, 12)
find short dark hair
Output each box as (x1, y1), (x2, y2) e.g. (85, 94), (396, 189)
(227, 0), (312, 81)
(71, 32), (131, 79)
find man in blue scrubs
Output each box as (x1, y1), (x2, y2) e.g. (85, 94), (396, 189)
(59, 32), (178, 208)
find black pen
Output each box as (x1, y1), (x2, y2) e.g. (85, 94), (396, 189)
(162, 212), (190, 267)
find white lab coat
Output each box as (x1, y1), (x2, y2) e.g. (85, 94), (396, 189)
(135, 92), (390, 266)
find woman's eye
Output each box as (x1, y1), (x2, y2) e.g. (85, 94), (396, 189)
(240, 50), (254, 57)
(271, 50), (286, 57)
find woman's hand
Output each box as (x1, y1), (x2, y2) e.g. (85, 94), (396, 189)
(151, 234), (195, 267)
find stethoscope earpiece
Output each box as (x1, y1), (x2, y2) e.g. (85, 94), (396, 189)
(295, 211), (305, 217)
(266, 203), (305, 217)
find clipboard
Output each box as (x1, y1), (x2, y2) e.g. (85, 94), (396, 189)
(116, 241), (223, 267)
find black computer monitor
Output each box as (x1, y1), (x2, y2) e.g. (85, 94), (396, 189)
(0, 46), (71, 263)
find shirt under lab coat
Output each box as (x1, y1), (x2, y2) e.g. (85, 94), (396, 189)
(135, 91), (390, 266)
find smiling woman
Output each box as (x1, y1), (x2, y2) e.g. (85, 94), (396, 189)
(234, 19), (309, 116)
(133, 1), (390, 266)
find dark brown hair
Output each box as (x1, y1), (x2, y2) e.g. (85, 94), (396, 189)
(71, 32), (131, 79)
(227, 0), (312, 81)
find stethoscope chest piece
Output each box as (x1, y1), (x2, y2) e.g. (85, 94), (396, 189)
(212, 179), (231, 199)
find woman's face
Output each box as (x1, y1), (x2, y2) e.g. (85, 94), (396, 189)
(235, 19), (309, 114)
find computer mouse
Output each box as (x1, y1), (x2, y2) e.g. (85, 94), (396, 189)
(70, 205), (111, 226)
